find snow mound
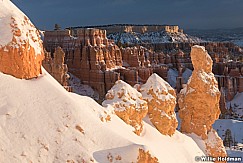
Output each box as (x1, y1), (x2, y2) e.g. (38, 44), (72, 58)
(0, 0), (42, 55)
(0, 68), (205, 162)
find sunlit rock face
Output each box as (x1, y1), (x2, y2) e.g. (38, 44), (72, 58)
(139, 73), (178, 136)
(179, 45), (227, 160)
(0, 0), (44, 79)
(102, 80), (148, 135)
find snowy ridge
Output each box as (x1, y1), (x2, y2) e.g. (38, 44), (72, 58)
(0, 0), (42, 55)
(0, 68), (206, 162)
(108, 31), (203, 45)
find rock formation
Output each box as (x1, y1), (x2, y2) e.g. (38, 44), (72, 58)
(44, 28), (122, 100)
(102, 80), (148, 135)
(137, 149), (159, 163)
(43, 47), (71, 91)
(139, 73), (178, 136)
(44, 28), (243, 109)
(178, 45), (227, 159)
(0, 1), (44, 79)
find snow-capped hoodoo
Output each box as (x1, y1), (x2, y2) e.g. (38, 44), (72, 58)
(139, 73), (178, 136)
(0, 0), (44, 79)
(102, 80), (148, 135)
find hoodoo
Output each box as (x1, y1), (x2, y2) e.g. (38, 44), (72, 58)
(102, 80), (148, 135)
(0, 0), (44, 79)
(139, 73), (178, 136)
(178, 45), (227, 160)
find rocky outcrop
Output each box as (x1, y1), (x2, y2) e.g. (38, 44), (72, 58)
(43, 47), (71, 91)
(0, 1), (44, 79)
(102, 80), (148, 135)
(178, 45), (227, 159)
(137, 149), (159, 163)
(139, 73), (178, 136)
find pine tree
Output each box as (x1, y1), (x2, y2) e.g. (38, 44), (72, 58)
(223, 129), (233, 147)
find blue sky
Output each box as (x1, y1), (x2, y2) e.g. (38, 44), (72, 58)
(12, 0), (243, 30)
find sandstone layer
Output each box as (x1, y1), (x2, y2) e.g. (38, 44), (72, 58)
(178, 45), (227, 159)
(139, 73), (178, 136)
(0, 1), (44, 79)
(102, 80), (148, 135)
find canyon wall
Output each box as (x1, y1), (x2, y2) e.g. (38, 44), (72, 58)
(44, 29), (243, 112)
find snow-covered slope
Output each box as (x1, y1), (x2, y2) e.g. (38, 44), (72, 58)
(108, 31), (203, 45)
(0, 68), (205, 162)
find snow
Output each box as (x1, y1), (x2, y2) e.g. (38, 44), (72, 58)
(213, 119), (243, 158)
(226, 148), (243, 159)
(0, 68), (206, 162)
(187, 133), (207, 154)
(68, 73), (99, 100)
(0, 0), (42, 55)
(167, 68), (192, 88)
(227, 92), (243, 120)
(167, 69), (178, 88)
(233, 39), (243, 47)
(141, 73), (175, 101)
(182, 68), (193, 83)
(213, 119), (243, 146)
